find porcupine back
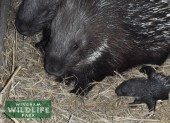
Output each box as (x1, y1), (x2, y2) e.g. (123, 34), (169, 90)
(124, 0), (170, 49)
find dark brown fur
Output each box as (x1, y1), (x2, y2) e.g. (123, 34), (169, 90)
(115, 66), (170, 111)
(15, 0), (65, 36)
(42, 0), (170, 95)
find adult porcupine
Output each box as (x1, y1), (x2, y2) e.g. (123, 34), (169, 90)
(42, 0), (170, 95)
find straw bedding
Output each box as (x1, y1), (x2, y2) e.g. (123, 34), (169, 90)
(0, 1), (170, 123)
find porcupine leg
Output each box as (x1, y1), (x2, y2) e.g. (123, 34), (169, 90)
(129, 97), (142, 108)
(145, 99), (156, 112)
(139, 66), (156, 78)
(70, 76), (94, 96)
(35, 26), (50, 55)
(129, 97), (142, 104)
(143, 98), (156, 118)
(56, 74), (76, 85)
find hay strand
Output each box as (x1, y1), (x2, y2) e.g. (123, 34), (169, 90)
(0, 66), (21, 94)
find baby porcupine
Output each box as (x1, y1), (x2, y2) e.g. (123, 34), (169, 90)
(115, 66), (170, 112)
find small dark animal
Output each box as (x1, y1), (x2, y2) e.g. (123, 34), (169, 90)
(15, 0), (64, 36)
(115, 66), (170, 111)
(44, 0), (170, 95)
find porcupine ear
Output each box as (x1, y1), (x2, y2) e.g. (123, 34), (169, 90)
(139, 66), (156, 78)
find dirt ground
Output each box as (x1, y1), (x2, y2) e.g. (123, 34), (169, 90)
(0, 1), (170, 123)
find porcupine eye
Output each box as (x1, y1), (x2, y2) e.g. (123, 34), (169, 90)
(72, 41), (80, 52)
(73, 43), (79, 51)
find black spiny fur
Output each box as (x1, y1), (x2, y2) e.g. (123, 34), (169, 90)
(38, 0), (170, 95)
(115, 66), (170, 112)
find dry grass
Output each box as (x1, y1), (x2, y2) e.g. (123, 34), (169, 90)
(0, 1), (170, 123)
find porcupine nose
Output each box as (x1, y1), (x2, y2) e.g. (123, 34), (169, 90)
(115, 88), (123, 96)
(45, 56), (65, 77)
